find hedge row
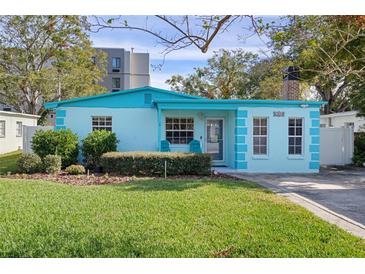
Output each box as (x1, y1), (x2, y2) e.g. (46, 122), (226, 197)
(100, 152), (212, 176)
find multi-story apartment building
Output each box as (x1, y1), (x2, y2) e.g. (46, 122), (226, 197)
(95, 48), (150, 92)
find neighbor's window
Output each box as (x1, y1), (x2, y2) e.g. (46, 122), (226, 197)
(0, 120), (5, 137)
(288, 118), (303, 155)
(112, 57), (121, 68)
(16, 121), (22, 137)
(253, 117), (268, 155)
(92, 116), (112, 131)
(165, 117), (194, 144)
(112, 77), (121, 90)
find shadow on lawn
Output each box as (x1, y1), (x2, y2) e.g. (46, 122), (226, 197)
(112, 177), (268, 193)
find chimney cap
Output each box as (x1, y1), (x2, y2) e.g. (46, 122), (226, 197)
(283, 66), (300, 81)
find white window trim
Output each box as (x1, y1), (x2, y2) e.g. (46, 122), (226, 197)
(288, 117), (304, 157)
(16, 121), (22, 137)
(252, 116), (269, 158)
(165, 117), (194, 145)
(92, 116), (113, 131)
(0, 120), (5, 138)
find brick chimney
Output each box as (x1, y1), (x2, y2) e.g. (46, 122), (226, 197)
(282, 66), (300, 100)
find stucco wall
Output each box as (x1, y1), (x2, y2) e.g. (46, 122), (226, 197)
(242, 107), (318, 173)
(61, 107), (158, 152)
(57, 106), (319, 172)
(0, 112), (38, 154)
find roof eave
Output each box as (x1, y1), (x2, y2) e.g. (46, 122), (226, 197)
(43, 86), (205, 109)
(153, 99), (327, 107)
(44, 102), (60, 109)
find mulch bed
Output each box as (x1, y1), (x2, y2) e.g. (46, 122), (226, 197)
(1, 172), (136, 186)
(0, 170), (239, 186)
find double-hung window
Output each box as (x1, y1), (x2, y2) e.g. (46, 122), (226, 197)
(165, 117), (194, 144)
(16, 121), (22, 137)
(253, 117), (268, 155)
(0, 120), (5, 137)
(92, 116), (112, 131)
(288, 118), (303, 155)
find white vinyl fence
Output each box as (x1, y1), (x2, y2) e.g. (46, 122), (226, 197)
(320, 127), (354, 166)
(23, 125), (53, 153)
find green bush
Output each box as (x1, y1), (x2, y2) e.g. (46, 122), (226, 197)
(17, 153), (42, 174)
(353, 133), (365, 167)
(65, 164), (86, 175)
(100, 152), (211, 176)
(43, 155), (62, 174)
(32, 129), (78, 168)
(81, 130), (118, 169)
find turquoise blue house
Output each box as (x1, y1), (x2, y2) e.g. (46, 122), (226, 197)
(44, 86), (325, 173)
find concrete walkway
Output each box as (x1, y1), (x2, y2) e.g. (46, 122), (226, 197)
(217, 166), (365, 239)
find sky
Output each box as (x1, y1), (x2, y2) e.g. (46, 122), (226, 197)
(88, 16), (274, 89)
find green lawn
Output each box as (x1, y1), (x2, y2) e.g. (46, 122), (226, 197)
(0, 150), (21, 174)
(0, 178), (364, 258)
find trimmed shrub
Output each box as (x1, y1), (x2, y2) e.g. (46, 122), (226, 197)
(43, 155), (62, 174)
(17, 153), (42, 174)
(65, 164), (86, 175)
(353, 132), (365, 167)
(81, 130), (119, 169)
(100, 152), (211, 176)
(32, 129), (78, 168)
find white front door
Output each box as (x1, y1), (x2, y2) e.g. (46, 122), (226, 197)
(206, 118), (224, 162)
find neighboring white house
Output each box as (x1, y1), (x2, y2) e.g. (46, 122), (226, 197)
(320, 111), (365, 132)
(0, 110), (39, 154)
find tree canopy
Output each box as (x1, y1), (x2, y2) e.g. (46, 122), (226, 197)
(269, 16), (365, 114)
(166, 49), (260, 99)
(165, 16), (365, 115)
(0, 16), (107, 115)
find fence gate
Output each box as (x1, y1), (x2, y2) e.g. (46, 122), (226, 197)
(23, 126), (53, 153)
(320, 127), (354, 166)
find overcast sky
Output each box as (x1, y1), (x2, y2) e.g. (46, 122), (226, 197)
(88, 16), (274, 89)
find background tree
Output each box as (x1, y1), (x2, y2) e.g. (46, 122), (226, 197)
(0, 16), (107, 115)
(166, 49), (309, 100)
(269, 16), (365, 114)
(166, 49), (260, 99)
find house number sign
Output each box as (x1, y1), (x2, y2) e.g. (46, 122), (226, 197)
(273, 111), (285, 117)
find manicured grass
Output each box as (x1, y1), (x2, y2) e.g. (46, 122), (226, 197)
(0, 150), (22, 174)
(0, 178), (364, 258)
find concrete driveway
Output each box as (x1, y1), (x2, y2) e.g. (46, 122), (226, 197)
(226, 166), (365, 238)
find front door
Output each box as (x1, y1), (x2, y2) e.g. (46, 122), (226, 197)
(206, 118), (224, 162)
